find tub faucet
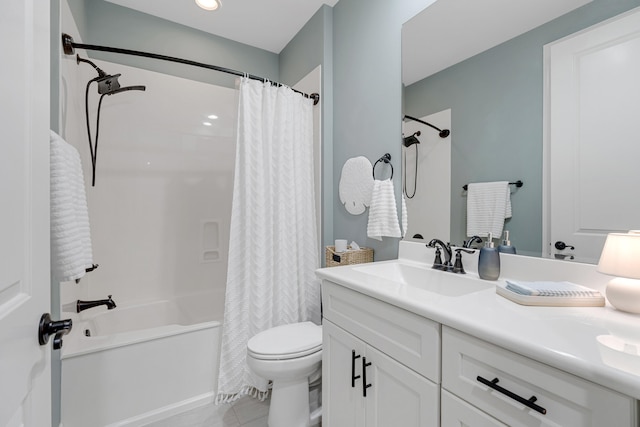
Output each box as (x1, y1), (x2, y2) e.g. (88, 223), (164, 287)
(427, 239), (452, 270)
(76, 295), (116, 313)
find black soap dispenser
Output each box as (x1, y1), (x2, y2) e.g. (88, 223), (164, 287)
(498, 230), (517, 254)
(478, 232), (500, 280)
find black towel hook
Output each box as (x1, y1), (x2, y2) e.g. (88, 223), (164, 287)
(373, 153), (393, 179)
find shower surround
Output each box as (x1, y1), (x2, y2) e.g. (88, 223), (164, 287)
(59, 53), (237, 425)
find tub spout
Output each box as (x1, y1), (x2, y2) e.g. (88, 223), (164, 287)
(77, 295), (117, 313)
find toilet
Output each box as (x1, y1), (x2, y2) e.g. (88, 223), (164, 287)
(247, 321), (322, 427)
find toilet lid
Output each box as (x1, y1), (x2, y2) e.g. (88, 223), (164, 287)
(247, 321), (322, 360)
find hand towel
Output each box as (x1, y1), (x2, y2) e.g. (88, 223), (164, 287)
(339, 156), (374, 215)
(401, 194), (408, 238)
(50, 131), (94, 282)
(466, 181), (512, 238)
(367, 179), (402, 240)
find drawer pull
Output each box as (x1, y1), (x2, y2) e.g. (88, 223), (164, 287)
(362, 357), (372, 397)
(351, 350), (361, 387)
(476, 376), (547, 415)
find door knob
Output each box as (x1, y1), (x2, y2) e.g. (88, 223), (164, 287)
(554, 241), (575, 250)
(38, 313), (73, 350)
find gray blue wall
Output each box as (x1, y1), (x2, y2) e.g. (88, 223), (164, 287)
(331, 0), (430, 261)
(280, 5), (334, 255)
(404, 0), (640, 256)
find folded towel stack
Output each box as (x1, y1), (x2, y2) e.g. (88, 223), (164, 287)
(50, 131), (94, 282)
(367, 179), (402, 240)
(505, 280), (602, 298)
(466, 181), (512, 238)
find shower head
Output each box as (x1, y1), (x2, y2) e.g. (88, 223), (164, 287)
(403, 131), (421, 147)
(97, 74), (121, 94)
(104, 85), (146, 96)
(439, 129), (450, 138)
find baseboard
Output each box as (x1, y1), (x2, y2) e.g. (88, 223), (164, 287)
(105, 392), (215, 427)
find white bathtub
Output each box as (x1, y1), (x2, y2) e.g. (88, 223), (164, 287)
(61, 292), (224, 427)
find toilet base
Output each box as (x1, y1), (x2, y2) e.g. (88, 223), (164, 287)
(268, 378), (311, 427)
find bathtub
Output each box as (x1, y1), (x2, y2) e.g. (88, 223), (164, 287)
(61, 291), (224, 427)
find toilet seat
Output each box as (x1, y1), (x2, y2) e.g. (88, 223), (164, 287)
(247, 321), (322, 361)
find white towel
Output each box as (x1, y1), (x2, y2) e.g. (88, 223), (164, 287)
(401, 195), (408, 238)
(339, 156), (374, 215)
(50, 131), (94, 282)
(466, 181), (512, 238)
(367, 179), (402, 240)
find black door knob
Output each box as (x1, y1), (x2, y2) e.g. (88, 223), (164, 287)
(38, 313), (73, 350)
(554, 241), (575, 251)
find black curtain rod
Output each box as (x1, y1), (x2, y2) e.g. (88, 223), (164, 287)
(61, 33), (320, 105)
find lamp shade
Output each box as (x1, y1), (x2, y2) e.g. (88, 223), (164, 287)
(597, 231), (640, 279)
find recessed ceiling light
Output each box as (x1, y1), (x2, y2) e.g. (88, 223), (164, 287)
(207, 114), (219, 120)
(196, 0), (221, 11)
(203, 122), (212, 126)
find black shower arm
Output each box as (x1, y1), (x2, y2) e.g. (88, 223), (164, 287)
(403, 115), (450, 138)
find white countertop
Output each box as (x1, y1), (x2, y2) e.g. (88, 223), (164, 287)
(316, 241), (640, 400)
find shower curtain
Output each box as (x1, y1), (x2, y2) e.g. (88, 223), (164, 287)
(215, 78), (320, 404)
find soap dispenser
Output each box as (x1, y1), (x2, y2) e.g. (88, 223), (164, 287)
(498, 230), (517, 254)
(478, 232), (500, 280)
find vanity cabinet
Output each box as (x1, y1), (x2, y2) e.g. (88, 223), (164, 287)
(321, 279), (638, 426)
(322, 281), (440, 427)
(441, 327), (636, 426)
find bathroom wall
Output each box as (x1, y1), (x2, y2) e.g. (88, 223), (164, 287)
(280, 6), (334, 254)
(404, 0), (640, 254)
(331, 0), (434, 261)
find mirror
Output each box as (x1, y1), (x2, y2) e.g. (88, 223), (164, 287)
(401, 0), (640, 262)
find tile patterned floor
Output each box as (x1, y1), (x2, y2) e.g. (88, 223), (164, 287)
(143, 396), (270, 427)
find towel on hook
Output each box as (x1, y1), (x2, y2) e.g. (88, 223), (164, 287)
(339, 156), (374, 215)
(367, 179), (402, 240)
(466, 181), (512, 238)
(50, 131), (94, 282)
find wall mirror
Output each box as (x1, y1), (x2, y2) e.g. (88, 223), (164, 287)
(401, 0), (640, 263)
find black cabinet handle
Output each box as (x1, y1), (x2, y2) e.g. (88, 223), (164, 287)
(351, 350), (361, 388)
(477, 376), (547, 415)
(362, 356), (372, 397)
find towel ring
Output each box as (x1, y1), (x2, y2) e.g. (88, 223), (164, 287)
(373, 153), (393, 179)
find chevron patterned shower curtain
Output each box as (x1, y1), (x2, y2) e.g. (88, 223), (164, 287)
(215, 78), (320, 404)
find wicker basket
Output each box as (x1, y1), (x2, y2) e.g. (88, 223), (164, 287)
(325, 245), (374, 267)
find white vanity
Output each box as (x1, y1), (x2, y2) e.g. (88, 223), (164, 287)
(316, 241), (640, 426)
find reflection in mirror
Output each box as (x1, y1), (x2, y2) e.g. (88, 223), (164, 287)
(401, 0), (640, 263)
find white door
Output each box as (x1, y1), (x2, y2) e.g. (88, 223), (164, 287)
(322, 320), (366, 427)
(0, 1), (52, 426)
(544, 7), (640, 263)
(364, 345), (439, 427)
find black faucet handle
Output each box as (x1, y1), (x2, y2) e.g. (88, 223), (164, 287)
(452, 248), (475, 274)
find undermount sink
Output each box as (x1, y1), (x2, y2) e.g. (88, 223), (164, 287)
(353, 262), (493, 297)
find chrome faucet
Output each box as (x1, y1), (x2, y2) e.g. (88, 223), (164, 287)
(427, 239), (452, 270)
(76, 295), (116, 313)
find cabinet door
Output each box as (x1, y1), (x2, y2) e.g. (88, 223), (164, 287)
(364, 345), (439, 427)
(323, 320), (366, 427)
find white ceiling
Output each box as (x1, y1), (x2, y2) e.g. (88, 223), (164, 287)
(402, 0), (592, 85)
(105, 0), (340, 54)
